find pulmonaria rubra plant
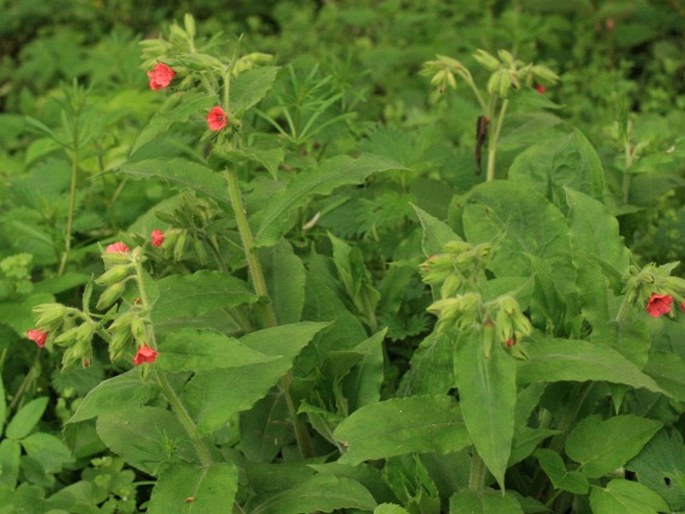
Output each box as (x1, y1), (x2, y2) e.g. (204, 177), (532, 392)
(26, 328), (48, 348)
(206, 106), (227, 131)
(646, 293), (673, 318)
(147, 62), (175, 90)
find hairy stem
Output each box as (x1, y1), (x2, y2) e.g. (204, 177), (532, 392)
(58, 127), (80, 276)
(486, 98), (508, 182)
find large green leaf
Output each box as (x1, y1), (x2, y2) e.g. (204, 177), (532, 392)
(454, 330), (516, 489)
(509, 129), (605, 206)
(239, 389), (291, 463)
(627, 430), (685, 511)
(261, 239), (306, 324)
(0, 439), (21, 489)
(152, 271), (258, 332)
(643, 351), (685, 402)
(68, 369), (160, 424)
(334, 395), (470, 465)
(131, 92), (216, 155)
(96, 406), (195, 475)
(0, 377), (5, 433)
(184, 322), (328, 434)
(535, 448), (589, 494)
(254, 154), (404, 247)
(565, 414), (662, 478)
(252, 474), (377, 514)
(5, 397), (48, 440)
(589, 479), (669, 514)
(21, 433), (73, 474)
(517, 338), (664, 394)
(157, 330), (277, 372)
(399, 332), (455, 396)
(344, 329), (386, 409)
(147, 463), (238, 514)
(117, 158), (227, 205)
(449, 489), (523, 514)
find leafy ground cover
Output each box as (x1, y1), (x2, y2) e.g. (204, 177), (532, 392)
(1, 1), (685, 513)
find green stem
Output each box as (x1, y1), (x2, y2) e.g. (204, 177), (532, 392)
(58, 138), (80, 276)
(156, 371), (214, 467)
(469, 450), (487, 492)
(486, 98), (508, 182)
(622, 140), (633, 204)
(224, 167), (313, 459)
(8, 356), (39, 412)
(133, 259), (214, 467)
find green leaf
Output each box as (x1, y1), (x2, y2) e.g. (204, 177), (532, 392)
(0, 377), (6, 433)
(32, 273), (90, 295)
(148, 463), (238, 514)
(517, 338), (664, 394)
(96, 406), (195, 475)
(566, 414), (662, 478)
(412, 204), (461, 257)
(6, 397), (48, 439)
(21, 433), (73, 473)
(231, 66), (279, 114)
(589, 479), (670, 514)
(67, 369), (160, 424)
(399, 332), (455, 396)
(0, 439), (21, 488)
(643, 351), (685, 402)
(334, 395), (470, 465)
(157, 330), (277, 372)
(239, 389), (291, 463)
(254, 154), (404, 247)
(454, 331), (516, 489)
(449, 489), (523, 514)
(0, 292), (54, 337)
(117, 158), (227, 206)
(152, 271), (258, 332)
(627, 430), (685, 511)
(344, 329), (386, 409)
(261, 240), (306, 324)
(185, 322), (328, 434)
(131, 92), (216, 155)
(253, 474), (377, 514)
(535, 448), (589, 494)
(374, 504), (412, 514)
(509, 129), (605, 206)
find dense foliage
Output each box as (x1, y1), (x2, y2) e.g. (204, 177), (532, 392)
(1, 1), (685, 513)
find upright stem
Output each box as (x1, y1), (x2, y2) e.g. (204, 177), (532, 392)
(486, 98), (509, 182)
(469, 450), (487, 492)
(224, 167), (313, 459)
(58, 134), (80, 276)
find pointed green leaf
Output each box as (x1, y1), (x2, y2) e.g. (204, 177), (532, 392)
(254, 154), (404, 247)
(157, 330), (277, 372)
(261, 240), (306, 324)
(375, 504), (412, 514)
(334, 396), (470, 465)
(412, 204), (461, 257)
(400, 332), (455, 396)
(589, 479), (669, 514)
(535, 448), (589, 494)
(455, 332), (516, 489)
(21, 433), (74, 473)
(344, 329), (386, 409)
(67, 369), (160, 424)
(643, 351), (685, 402)
(231, 66), (279, 114)
(449, 489), (523, 514)
(0, 377), (6, 433)
(117, 158), (227, 205)
(6, 397), (48, 440)
(566, 415), (662, 478)
(240, 321), (331, 358)
(254, 474), (376, 514)
(0, 439), (21, 488)
(517, 338), (664, 393)
(148, 463), (238, 514)
(239, 389), (291, 463)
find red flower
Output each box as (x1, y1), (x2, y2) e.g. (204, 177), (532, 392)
(27, 329), (48, 348)
(133, 344), (158, 365)
(106, 242), (129, 253)
(207, 106), (228, 131)
(150, 229), (165, 247)
(505, 337), (516, 348)
(534, 84), (546, 94)
(646, 293), (673, 318)
(681, 302), (685, 313)
(147, 63), (175, 91)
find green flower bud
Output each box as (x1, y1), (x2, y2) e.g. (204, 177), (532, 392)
(75, 322), (95, 344)
(94, 265), (132, 287)
(531, 65), (559, 83)
(54, 326), (80, 346)
(108, 311), (135, 332)
(473, 49), (500, 71)
(109, 329), (132, 362)
(130, 316), (147, 343)
(33, 303), (68, 330)
(96, 282), (126, 311)
(440, 273), (462, 298)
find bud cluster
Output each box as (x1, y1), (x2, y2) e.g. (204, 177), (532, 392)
(473, 49), (559, 98)
(420, 240), (493, 299)
(623, 262), (685, 318)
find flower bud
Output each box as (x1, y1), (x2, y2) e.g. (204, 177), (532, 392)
(75, 322), (95, 344)
(54, 326), (80, 346)
(33, 303), (68, 330)
(96, 282), (126, 311)
(94, 265), (132, 287)
(130, 316), (147, 342)
(440, 273), (462, 299)
(473, 49), (500, 71)
(109, 329), (132, 362)
(108, 311), (135, 332)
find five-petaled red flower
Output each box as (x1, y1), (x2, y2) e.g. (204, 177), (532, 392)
(147, 63), (175, 91)
(534, 84), (546, 94)
(27, 329), (48, 348)
(207, 106), (228, 131)
(133, 344), (158, 365)
(646, 293), (673, 318)
(150, 229), (165, 247)
(106, 242), (129, 254)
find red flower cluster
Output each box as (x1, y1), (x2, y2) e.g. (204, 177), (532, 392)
(133, 344), (158, 365)
(106, 242), (129, 253)
(207, 106), (228, 131)
(534, 84), (546, 94)
(646, 293), (685, 318)
(151, 229), (165, 247)
(27, 329), (48, 348)
(147, 63), (175, 91)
